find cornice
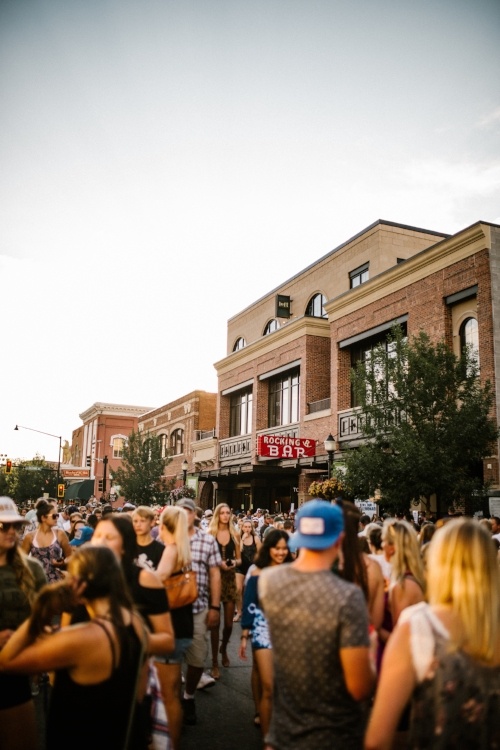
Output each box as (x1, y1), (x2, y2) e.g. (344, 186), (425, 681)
(325, 222), (489, 321)
(215, 316), (330, 376)
(79, 402), (154, 421)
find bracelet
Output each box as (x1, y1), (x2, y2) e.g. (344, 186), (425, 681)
(240, 634), (248, 639)
(209, 605), (220, 611)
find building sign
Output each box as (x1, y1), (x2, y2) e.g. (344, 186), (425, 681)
(276, 294), (291, 319)
(62, 469), (91, 478)
(257, 435), (316, 459)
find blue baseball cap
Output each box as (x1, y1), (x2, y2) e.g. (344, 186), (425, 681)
(70, 526), (94, 547)
(290, 499), (344, 551)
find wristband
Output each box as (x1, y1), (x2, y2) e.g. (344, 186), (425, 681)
(209, 605), (220, 611)
(240, 635), (248, 640)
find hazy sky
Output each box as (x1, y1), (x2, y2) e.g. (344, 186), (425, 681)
(1, 0), (499, 464)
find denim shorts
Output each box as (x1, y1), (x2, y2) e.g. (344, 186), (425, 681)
(155, 637), (193, 665)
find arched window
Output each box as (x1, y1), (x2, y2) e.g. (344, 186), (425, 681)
(305, 293), (327, 318)
(159, 433), (168, 458)
(460, 317), (479, 371)
(263, 319), (279, 336)
(170, 428), (184, 456)
(233, 337), (246, 352)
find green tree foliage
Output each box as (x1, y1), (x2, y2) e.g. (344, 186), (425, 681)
(111, 430), (175, 506)
(342, 327), (499, 515)
(4, 455), (61, 504)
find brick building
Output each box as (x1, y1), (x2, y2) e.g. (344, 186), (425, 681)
(138, 391), (217, 505)
(71, 402), (153, 501)
(198, 219), (500, 515)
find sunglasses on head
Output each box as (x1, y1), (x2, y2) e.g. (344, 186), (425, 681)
(0, 521), (24, 532)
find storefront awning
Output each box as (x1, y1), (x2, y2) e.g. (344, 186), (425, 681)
(64, 480), (94, 501)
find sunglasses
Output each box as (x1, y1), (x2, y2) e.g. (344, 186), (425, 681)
(0, 521), (24, 532)
(49, 513), (59, 519)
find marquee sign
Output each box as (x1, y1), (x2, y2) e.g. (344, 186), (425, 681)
(257, 435), (316, 459)
(61, 469), (91, 478)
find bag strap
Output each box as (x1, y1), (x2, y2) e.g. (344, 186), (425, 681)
(123, 614), (148, 750)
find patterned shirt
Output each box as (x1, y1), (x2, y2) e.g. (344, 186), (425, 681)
(189, 528), (222, 614)
(259, 565), (370, 750)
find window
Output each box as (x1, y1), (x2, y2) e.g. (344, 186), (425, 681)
(350, 326), (406, 407)
(230, 388), (253, 436)
(112, 437), (125, 459)
(349, 263), (369, 289)
(159, 433), (168, 458)
(460, 317), (479, 372)
(305, 293), (327, 318)
(233, 337), (246, 352)
(269, 368), (300, 427)
(170, 428), (184, 455)
(263, 319), (279, 335)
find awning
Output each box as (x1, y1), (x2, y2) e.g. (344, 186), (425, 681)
(63, 480), (94, 501)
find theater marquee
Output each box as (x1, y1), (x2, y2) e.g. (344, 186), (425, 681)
(257, 435), (316, 459)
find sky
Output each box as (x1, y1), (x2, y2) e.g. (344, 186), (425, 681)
(1, 0), (499, 465)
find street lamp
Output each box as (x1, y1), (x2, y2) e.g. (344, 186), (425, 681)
(324, 433), (336, 479)
(14, 424), (62, 490)
(181, 459), (188, 486)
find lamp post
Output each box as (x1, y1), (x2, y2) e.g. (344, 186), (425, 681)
(181, 459), (188, 486)
(324, 433), (336, 479)
(14, 424), (62, 491)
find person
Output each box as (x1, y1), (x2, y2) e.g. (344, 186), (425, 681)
(234, 518), (262, 624)
(0, 545), (162, 750)
(20, 509), (37, 539)
(207, 502), (241, 676)
(69, 519), (94, 547)
(239, 529), (293, 736)
(0, 497), (47, 750)
(132, 505), (165, 571)
(377, 519), (426, 671)
(175, 497), (222, 726)
(89, 514), (174, 658)
(155, 505), (194, 750)
(200, 508), (213, 532)
(259, 499), (375, 750)
(365, 518), (500, 750)
(336, 501), (385, 632)
(21, 497), (72, 583)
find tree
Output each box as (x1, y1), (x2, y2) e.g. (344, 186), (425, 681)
(342, 326), (499, 516)
(111, 430), (175, 506)
(5, 455), (60, 504)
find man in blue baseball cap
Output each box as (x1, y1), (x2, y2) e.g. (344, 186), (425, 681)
(259, 499), (375, 750)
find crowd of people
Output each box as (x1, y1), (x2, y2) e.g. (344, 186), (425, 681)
(1, 493), (499, 749)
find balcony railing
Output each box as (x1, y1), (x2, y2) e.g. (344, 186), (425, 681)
(219, 435), (252, 462)
(194, 428), (216, 441)
(338, 408), (364, 442)
(307, 398), (331, 414)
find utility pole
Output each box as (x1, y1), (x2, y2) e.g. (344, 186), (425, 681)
(103, 455), (108, 494)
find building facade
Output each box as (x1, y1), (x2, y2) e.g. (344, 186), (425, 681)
(195, 219), (500, 514)
(72, 402), (154, 501)
(138, 390), (217, 505)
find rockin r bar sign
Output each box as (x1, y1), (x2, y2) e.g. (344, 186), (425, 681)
(257, 435), (316, 459)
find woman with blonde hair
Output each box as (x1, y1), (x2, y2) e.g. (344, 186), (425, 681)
(156, 505), (194, 750)
(365, 518), (500, 749)
(208, 503), (241, 677)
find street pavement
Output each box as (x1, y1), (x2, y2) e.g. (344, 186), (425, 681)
(180, 622), (264, 750)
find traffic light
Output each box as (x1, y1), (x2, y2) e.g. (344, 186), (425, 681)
(5, 459), (12, 474)
(57, 483), (65, 499)
(98, 480), (103, 492)
(86, 456), (91, 467)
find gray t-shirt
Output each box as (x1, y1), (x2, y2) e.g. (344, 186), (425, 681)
(259, 564), (370, 750)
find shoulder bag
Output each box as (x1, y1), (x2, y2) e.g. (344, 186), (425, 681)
(164, 567), (198, 609)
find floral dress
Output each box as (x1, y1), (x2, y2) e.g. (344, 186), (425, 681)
(29, 528), (65, 583)
(401, 602), (500, 749)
